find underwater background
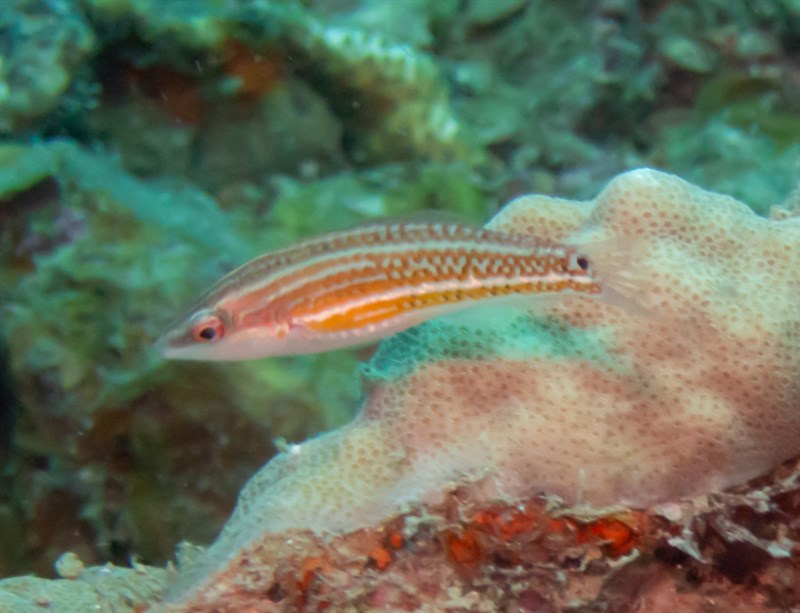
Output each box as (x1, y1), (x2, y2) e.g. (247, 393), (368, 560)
(0, 0), (798, 603)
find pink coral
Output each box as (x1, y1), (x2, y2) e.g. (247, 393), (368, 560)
(167, 169), (799, 607)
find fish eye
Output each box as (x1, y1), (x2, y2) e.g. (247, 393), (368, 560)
(576, 256), (589, 271)
(191, 315), (225, 343)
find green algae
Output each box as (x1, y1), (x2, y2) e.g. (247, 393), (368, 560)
(0, 141), (493, 576)
(651, 117), (800, 215)
(0, 0), (95, 134)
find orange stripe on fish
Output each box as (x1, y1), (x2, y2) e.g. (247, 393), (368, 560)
(157, 221), (637, 361)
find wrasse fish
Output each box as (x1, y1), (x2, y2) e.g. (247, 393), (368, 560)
(158, 221), (642, 361)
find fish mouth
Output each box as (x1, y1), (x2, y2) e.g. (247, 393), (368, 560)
(154, 332), (174, 358)
(154, 328), (191, 360)
(157, 339), (201, 361)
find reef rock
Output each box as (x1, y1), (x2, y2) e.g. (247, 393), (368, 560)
(166, 168), (800, 608)
(0, 555), (169, 613)
(0, 0), (94, 134)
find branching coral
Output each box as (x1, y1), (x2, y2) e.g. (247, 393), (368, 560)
(165, 169), (799, 607)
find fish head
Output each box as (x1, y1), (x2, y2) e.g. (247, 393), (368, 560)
(157, 305), (295, 361)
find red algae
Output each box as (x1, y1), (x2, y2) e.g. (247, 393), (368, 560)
(127, 65), (207, 124)
(222, 40), (282, 101)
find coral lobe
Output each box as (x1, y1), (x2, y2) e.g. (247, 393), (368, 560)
(169, 169), (800, 608)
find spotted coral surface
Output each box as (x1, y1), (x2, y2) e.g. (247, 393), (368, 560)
(167, 168), (800, 604)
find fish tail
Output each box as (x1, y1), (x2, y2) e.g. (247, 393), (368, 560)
(576, 234), (655, 318)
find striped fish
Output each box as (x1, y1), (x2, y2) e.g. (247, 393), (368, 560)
(158, 221), (637, 360)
